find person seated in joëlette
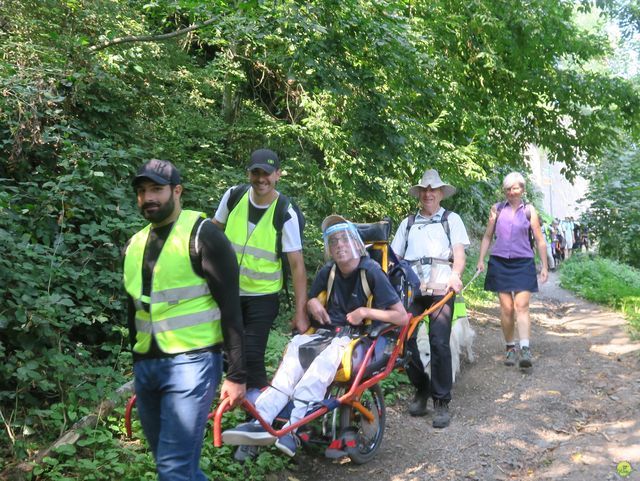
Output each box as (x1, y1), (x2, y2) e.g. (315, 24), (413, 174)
(222, 214), (407, 457)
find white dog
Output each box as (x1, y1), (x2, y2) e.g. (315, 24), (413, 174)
(416, 297), (475, 383)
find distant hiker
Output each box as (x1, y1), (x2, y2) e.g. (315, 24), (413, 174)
(124, 159), (246, 481)
(560, 216), (575, 259)
(391, 169), (470, 428)
(553, 220), (565, 265)
(213, 148), (308, 460)
(477, 172), (548, 370)
(541, 219), (556, 271)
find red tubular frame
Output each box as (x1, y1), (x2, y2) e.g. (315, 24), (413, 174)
(211, 290), (454, 447)
(124, 394), (137, 438)
(125, 292), (454, 444)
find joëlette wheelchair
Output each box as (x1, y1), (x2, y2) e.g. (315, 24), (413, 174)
(124, 220), (453, 464)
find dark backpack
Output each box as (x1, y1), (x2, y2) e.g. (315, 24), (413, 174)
(226, 184), (305, 291)
(494, 201), (535, 250)
(387, 247), (421, 310)
(353, 218), (420, 310)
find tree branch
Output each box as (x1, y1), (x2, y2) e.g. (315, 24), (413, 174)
(88, 17), (219, 53)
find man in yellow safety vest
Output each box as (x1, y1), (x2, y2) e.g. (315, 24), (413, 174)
(213, 149), (308, 461)
(124, 159), (246, 481)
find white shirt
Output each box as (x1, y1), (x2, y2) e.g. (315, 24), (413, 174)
(214, 186), (302, 253)
(560, 220), (574, 241)
(391, 208), (470, 288)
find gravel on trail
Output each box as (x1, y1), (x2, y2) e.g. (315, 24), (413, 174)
(278, 271), (640, 481)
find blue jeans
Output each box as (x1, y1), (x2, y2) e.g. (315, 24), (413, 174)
(134, 351), (222, 481)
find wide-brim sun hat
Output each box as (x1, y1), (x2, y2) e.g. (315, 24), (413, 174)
(408, 169), (456, 199)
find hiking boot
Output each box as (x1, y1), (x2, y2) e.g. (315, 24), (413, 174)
(222, 421), (276, 446)
(432, 400), (450, 429)
(504, 347), (517, 366)
(234, 444), (260, 462)
(275, 433), (298, 457)
(408, 391), (429, 417)
(518, 346), (533, 369)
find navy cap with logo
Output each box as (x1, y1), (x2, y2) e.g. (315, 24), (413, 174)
(247, 148), (280, 174)
(133, 159), (181, 186)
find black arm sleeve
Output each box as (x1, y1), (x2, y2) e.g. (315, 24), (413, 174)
(196, 220), (246, 384)
(123, 239), (138, 350)
(126, 296), (137, 349)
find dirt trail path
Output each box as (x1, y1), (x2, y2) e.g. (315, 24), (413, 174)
(282, 272), (640, 481)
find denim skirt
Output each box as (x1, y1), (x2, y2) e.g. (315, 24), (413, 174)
(484, 255), (538, 293)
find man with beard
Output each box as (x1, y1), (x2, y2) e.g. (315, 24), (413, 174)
(124, 159), (246, 481)
(213, 149), (308, 460)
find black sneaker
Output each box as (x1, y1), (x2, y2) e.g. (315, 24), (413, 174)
(234, 444), (260, 462)
(432, 400), (450, 429)
(408, 391), (429, 417)
(504, 347), (517, 366)
(519, 346), (533, 369)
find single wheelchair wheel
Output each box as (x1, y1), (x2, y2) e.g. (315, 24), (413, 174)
(338, 384), (386, 464)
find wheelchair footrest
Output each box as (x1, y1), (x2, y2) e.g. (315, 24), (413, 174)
(324, 440), (348, 459)
(324, 429), (357, 459)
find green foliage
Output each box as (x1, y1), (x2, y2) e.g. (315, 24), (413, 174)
(461, 248), (496, 307)
(559, 253), (640, 335)
(379, 370), (412, 404)
(580, 140), (640, 268)
(2, 0), (640, 479)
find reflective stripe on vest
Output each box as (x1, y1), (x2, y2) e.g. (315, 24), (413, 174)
(123, 210), (222, 354)
(135, 308), (220, 334)
(224, 189), (283, 294)
(229, 242), (279, 263)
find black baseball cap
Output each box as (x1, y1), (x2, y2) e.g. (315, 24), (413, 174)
(246, 149), (280, 174)
(133, 159), (181, 186)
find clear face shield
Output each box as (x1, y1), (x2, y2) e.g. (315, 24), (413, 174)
(323, 223), (367, 263)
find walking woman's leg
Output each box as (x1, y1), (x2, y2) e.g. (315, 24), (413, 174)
(498, 292), (516, 343)
(498, 292), (517, 366)
(513, 290), (533, 368)
(513, 290), (531, 344)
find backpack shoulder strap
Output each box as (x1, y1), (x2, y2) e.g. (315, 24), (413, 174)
(359, 257), (378, 297)
(326, 263), (337, 303)
(402, 213), (417, 256)
(273, 193), (290, 232)
(273, 193), (290, 258)
(524, 203), (535, 250)
(360, 269), (372, 301)
(441, 210), (452, 247)
(492, 202), (507, 238)
(226, 184), (251, 213)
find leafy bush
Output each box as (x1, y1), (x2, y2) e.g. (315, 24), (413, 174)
(581, 142), (640, 268)
(559, 254), (640, 335)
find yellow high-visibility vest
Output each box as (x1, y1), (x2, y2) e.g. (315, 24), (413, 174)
(124, 210), (222, 354)
(224, 189), (283, 295)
